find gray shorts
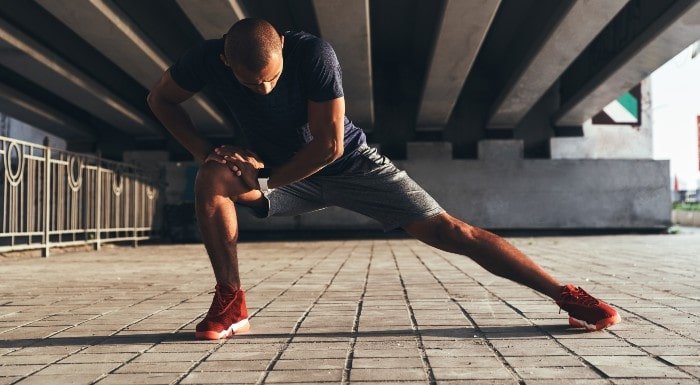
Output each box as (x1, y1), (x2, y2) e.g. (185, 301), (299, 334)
(244, 144), (445, 232)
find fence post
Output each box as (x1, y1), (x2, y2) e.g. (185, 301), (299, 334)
(95, 151), (101, 251)
(42, 141), (50, 257)
(133, 175), (138, 248)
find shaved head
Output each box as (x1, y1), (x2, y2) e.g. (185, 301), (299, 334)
(224, 18), (282, 72)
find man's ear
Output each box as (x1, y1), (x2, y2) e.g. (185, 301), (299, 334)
(280, 34), (285, 47)
(219, 53), (229, 67)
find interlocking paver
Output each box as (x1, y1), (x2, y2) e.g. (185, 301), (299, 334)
(0, 233), (698, 384)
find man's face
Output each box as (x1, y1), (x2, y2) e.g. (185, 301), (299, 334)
(232, 52), (283, 95)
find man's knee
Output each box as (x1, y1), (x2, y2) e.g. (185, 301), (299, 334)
(195, 162), (248, 200)
(436, 214), (478, 249)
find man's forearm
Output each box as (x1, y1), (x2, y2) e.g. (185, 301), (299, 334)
(148, 97), (213, 162)
(267, 139), (340, 189)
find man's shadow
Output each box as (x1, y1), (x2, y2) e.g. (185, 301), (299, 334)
(0, 324), (581, 350)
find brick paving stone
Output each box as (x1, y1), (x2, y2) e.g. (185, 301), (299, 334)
(0, 235), (699, 384)
(351, 357), (424, 368)
(195, 359), (271, 372)
(432, 366), (514, 380)
(0, 377), (20, 385)
(595, 365), (691, 378)
(35, 362), (122, 375)
(0, 366), (44, 377)
(59, 352), (138, 364)
(273, 358), (344, 370)
(514, 366), (602, 379)
(14, 373), (100, 385)
(114, 361), (196, 373)
(350, 368), (427, 381)
(97, 373), (181, 384)
(264, 369), (342, 383)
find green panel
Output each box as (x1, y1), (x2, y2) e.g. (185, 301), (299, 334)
(617, 92), (639, 119)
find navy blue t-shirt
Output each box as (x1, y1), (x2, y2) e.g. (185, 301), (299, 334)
(169, 30), (366, 176)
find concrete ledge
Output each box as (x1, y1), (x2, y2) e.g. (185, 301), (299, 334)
(478, 139), (524, 161)
(672, 210), (700, 227)
(406, 141), (452, 160)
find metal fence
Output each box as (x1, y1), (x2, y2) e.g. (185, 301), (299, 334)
(0, 135), (159, 256)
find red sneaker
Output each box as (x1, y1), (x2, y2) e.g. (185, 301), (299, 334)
(195, 284), (250, 340)
(556, 284), (621, 331)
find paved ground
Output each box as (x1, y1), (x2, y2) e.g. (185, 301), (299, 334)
(0, 232), (699, 385)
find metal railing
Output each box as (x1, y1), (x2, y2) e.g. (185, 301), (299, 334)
(0, 135), (159, 256)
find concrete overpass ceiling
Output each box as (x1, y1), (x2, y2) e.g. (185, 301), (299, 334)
(370, 0), (445, 158)
(0, 17), (162, 139)
(35, 0), (232, 137)
(416, 0), (500, 132)
(555, 0), (699, 127)
(176, 0), (247, 40)
(487, 0), (630, 129)
(0, 82), (96, 141)
(442, 0), (572, 158)
(240, 0), (320, 37)
(313, 0), (374, 129)
(0, 64), (130, 147)
(0, 1), (163, 140)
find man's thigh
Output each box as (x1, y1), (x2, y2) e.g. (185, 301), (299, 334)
(236, 177), (328, 218)
(319, 146), (445, 232)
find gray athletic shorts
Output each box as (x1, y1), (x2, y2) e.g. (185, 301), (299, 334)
(244, 144), (445, 232)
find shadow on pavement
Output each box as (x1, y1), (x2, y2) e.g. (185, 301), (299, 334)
(1, 325), (582, 349)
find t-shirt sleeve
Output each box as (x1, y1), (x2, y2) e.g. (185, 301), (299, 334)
(169, 42), (209, 92)
(302, 39), (344, 102)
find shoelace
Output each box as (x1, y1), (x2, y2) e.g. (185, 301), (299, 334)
(558, 286), (599, 313)
(207, 288), (236, 317)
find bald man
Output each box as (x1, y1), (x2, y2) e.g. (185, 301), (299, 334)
(148, 18), (620, 340)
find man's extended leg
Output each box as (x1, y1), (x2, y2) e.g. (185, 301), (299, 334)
(402, 212), (620, 331)
(402, 212), (562, 299)
(192, 161), (266, 339)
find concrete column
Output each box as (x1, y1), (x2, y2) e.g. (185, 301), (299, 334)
(313, 0), (374, 128)
(35, 0), (233, 136)
(416, 0), (500, 132)
(488, 0), (629, 129)
(555, 0), (700, 127)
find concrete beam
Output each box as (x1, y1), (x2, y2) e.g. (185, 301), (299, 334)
(416, 0), (500, 131)
(0, 82), (95, 141)
(488, 0), (629, 129)
(176, 0), (246, 39)
(554, 0), (700, 126)
(35, 0), (231, 137)
(313, 0), (374, 128)
(0, 18), (161, 137)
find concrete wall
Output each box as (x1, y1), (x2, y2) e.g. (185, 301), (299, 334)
(236, 140), (671, 231)
(146, 139), (671, 232)
(551, 79), (653, 159)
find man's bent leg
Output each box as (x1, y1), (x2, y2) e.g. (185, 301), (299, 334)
(194, 161), (266, 287)
(193, 162), (264, 339)
(403, 212), (562, 299)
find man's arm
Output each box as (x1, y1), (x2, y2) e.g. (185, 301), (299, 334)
(147, 70), (215, 163)
(266, 97), (345, 189)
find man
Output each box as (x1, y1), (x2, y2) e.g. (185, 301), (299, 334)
(148, 18), (620, 340)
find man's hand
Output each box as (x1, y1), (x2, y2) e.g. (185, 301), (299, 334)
(224, 153), (262, 190)
(203, 145), (264, 184)
(214, 146), (265, 169)
(207, 145), (265, 189)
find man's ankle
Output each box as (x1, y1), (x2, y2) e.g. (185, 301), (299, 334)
(216, 281), (241, 293)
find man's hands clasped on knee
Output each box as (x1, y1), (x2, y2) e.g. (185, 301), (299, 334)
(204, 145), (265, 190)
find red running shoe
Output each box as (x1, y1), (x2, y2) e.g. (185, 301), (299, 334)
(556, 284), (621, 331)
(195, 284), (250, 340)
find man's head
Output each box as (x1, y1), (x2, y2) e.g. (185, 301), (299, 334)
(221, 18), (284, 95)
